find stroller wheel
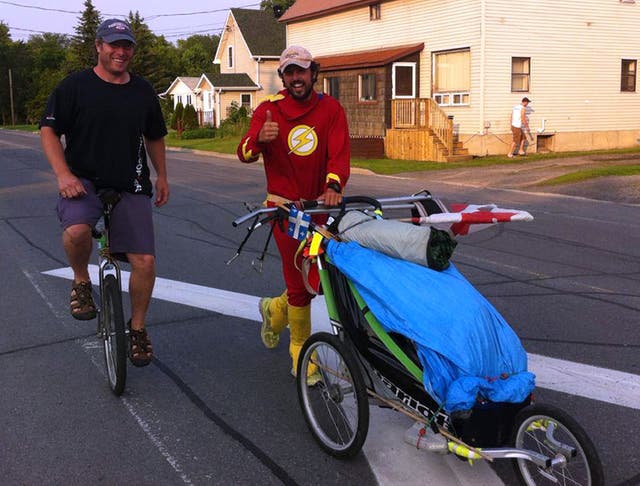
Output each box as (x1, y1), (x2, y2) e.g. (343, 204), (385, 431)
(297, 332), (369, 458)
(510, 403), (604, 486)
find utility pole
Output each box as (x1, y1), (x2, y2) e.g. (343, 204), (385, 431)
(9, 68), (16, 125)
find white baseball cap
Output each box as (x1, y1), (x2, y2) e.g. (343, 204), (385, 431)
(279, 45), (314, 71)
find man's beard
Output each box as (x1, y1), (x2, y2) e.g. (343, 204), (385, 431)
(287, 81), (313, 101)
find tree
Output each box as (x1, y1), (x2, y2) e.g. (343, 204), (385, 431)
(260, 0), (296, 18)
(182, 104), (199, 130)
(68, 0), (102, 72)
(177, 35), (220, 76)
(171, 101), (184, 130)
(25, 34), (69, 123)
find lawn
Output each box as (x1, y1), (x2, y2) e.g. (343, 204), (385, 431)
(5, 125), (640, 181)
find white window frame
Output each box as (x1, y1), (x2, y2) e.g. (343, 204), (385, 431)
(228, 46), (234, 69)
(240, 93), (252, 108)
(186, 94), (192, 106)
(324, 77), (340, 99)
(433, 92), (470, 106)
(176, 95), (183, 106)
(392, 62), (416, 99)
(432, 48), (471, 106)
(358, 73), (377, 102)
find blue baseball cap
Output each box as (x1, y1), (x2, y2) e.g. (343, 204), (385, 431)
(96, 19), (136, 44)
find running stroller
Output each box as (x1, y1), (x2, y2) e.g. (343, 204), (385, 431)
(232, 191), (604, 486)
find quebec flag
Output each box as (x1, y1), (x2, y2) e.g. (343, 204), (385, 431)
(287, 206), (311, 241)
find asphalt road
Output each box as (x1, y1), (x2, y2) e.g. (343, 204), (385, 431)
(1, 129), (639, 485)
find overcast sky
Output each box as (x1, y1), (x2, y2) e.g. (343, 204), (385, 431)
(0, 0), (262, 42)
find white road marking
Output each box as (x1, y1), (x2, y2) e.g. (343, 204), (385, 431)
(25, 268), (194, 485)
(42, 265), (640, 411)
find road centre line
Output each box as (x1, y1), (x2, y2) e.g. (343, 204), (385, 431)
(42, 266), (640, 411)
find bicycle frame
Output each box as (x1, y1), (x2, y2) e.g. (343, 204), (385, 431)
(95, 207), (123, 313)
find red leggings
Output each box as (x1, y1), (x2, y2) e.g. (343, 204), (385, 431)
(271, 214), (326, 307)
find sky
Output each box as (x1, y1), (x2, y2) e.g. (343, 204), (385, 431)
(0, 0), (262, 42)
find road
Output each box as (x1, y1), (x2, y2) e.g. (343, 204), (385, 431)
(1, 129), (639, 485)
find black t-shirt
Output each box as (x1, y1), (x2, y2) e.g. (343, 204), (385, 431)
(40, 69), (167, 196)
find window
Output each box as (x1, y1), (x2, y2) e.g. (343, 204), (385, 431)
(324, 77), (340, 99)
(176, 95), (183, 106)
(621, 59), (637, 92)
(433, 49), (470, 106)
(359, 73), (376, 101)
(241, 93), (251, 107)
(392, 63), (416, 99)
(186, 95), (192, 106)
(228, 46), (234, 68)
(369, 3), (381, 20)
(512, 57), (530, 92)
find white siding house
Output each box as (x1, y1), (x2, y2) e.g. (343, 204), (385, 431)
(280, 0), (640, 156)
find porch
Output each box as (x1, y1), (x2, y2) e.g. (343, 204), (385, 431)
(386, 99), (471, 162)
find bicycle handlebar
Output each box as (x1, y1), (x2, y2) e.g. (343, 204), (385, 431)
(232, 193), (433, 228)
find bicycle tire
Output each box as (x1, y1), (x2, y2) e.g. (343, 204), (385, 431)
(510, 403), (604, 486)
(100, 274), (127, 396)
(296, 332), (369, 458)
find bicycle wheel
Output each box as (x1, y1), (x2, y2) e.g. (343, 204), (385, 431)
(100, 274), (126, 396)
(510, 403), (604, 486)
(296, 332), (369, 458)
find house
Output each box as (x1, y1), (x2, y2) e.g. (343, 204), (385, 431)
(163, 8), (285, 127)
(279, 0), (640, 159)
(210, 8), (286, 122)
(195, 72), (258, 127)
(162, 76), (201, 112)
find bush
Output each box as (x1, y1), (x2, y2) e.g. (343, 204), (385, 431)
(217, 101), (250, 137)
(183, 104), (199, 130)
(171, 102), (184, 130)
(181, 127), (215, 139)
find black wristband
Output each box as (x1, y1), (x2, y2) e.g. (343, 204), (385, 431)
(327, 182), (341, 193)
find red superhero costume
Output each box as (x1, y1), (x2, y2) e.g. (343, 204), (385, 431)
(237, 88), (350, 307)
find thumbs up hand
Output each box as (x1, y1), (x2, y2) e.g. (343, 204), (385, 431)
(258, 109), (279, 143)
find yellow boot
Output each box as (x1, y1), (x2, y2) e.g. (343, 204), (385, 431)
(288, 304), (321, 385)
(259, 290), (288, 349)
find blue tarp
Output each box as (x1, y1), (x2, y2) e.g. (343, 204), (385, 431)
(326, 240), (535, 412)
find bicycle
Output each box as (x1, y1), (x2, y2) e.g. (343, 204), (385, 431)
(232, 191), (604, 486)
(92, 189), (127, 396)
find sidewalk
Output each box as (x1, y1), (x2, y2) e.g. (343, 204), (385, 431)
(401, 153), (640, 205)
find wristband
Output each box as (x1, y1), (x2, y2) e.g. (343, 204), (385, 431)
(327, 182), (341, 193)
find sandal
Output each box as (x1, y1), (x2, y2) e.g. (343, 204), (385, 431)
(70, 281), (97, 320)
(128, 321), (153, 367)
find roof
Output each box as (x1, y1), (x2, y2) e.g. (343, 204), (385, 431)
(162, 76), (201, 96)
(198, 72), (259, 90)
(231, 8), (285, 57)
(315, 43), (424, 71)
(279, 0), (376, 23)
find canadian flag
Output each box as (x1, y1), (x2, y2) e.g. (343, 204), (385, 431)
(412, 204), (533, 236)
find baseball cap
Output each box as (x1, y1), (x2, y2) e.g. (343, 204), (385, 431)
(96, 19), (136, 45)
(279, 45), (313, 71)
(522, 97), (531, 103)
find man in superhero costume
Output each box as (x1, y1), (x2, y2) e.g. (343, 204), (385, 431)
(237, 45), (350, 382)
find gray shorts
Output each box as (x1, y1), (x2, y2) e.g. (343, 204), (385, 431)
(57, 178), (155, 256)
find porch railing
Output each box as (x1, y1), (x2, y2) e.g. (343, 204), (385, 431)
(391, 99), (454, 155)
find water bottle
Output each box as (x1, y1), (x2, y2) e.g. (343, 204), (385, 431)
(403, 421), (448, 454)
(95, 216), (107, 250)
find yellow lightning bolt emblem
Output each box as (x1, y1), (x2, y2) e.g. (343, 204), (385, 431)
(241, 137), (259, 161)
(288, 125), (318, 156)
